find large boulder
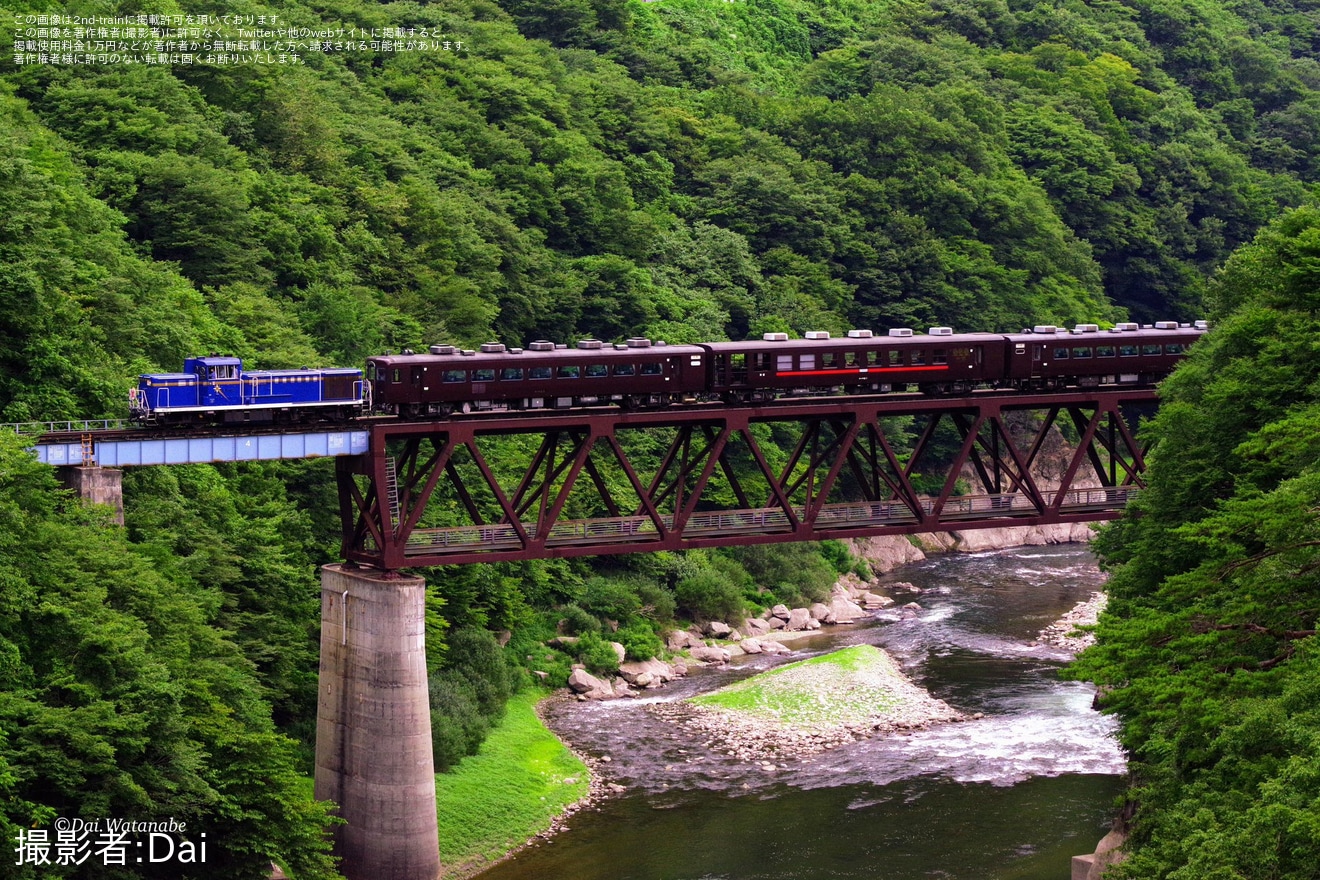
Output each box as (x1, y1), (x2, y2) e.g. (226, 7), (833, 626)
(741, 639), (763, 654)
(760, 640), (790, 655)
(619, 658), (675, 685)
(786, 608), (814, 631)
(567, 668), (612, 700)
(705, 621), (732, 638)
(767, 616), (787, 630)
(809, 603), (835, 624)
(689, 645), (731, 664)
(609, 641), (627, 664)
(665, 629), (703, 652)
(830, 595), (867, 623)
(771, 604), (791, 620)
(744, 617), (771, 635)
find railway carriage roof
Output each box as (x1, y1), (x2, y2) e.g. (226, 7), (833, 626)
(369, 344), (706, 368)
(700, 333), (1007, 352)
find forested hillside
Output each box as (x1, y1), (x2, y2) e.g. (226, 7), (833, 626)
(4, 0), (1320, 875)
(1072, 206), (1320, 879)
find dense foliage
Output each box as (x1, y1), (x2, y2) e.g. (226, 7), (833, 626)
(6, 0), (1320, 871)
(1071, 205), (1320, 878)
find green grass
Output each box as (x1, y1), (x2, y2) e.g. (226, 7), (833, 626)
(434, 690), (590, 879)
(689, 644), (904, 727)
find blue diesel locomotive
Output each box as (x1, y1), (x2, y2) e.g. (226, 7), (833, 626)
(129, 355), (369, 424)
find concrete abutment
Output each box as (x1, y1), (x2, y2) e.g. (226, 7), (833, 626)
(315, 564), (440, 880)
(57, 465), (124, 525)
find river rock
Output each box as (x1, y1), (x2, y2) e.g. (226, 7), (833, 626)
(741, 639), (763, 654)
(705, 621), (732, 638)
(829, 595), (866, 623)
(619, 657), (675, 685)
(744, 617), (770, 635)
(759, 640), (790, 655)
(900, 602), (922, 619)
(890, 581), (921, 594)
(666, 629), (703, 651)
(567, 668), (612, 700)
(786, 608), (813, 631)
(767, 616), (786, 630)
(610, 641), (627, 664)
(771, 604), (791, 620)
(859, 592), (893, 610)
(809, 603), (835, 623)
(690, 645), (731, 664)
(549, 636), (580, 649)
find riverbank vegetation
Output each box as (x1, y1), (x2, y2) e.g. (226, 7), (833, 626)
(5, 0), (1320, 873)
(434, 690), (589, 879)
(1071, 205), (1320, 878)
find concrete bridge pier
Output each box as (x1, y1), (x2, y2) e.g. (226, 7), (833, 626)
(314, 564), (440, 880)
(57, 465), (124, 525)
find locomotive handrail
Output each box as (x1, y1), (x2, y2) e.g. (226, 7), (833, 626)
(2, 418), (132, 435)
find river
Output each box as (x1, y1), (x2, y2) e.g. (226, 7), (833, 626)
(477, 545), (1127, 880)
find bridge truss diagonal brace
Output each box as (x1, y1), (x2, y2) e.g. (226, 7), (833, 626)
(336, 389), (1159, 569)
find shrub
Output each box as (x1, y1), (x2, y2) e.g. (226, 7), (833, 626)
(616, 618), (663, 661)
(557, 602), (600, 636)
(579, 576), (642, 621)
(574, 630), (621, 676)
(428, 673), (489, 772)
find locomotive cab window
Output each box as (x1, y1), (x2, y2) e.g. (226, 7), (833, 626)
(641, 362), (663, 376)
(613, 364), (636, 377)
(501, 367), (524, 381)
(585, 364), (608, 378)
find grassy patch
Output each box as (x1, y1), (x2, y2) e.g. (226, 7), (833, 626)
(690, 645), (906, 728)
(435, 690), (589, 879)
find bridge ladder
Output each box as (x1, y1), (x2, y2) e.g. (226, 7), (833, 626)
(80, 433), (94, 467)
(383, 456), (401, 532)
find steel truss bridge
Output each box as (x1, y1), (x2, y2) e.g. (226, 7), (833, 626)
(333, 388), (1155, 569)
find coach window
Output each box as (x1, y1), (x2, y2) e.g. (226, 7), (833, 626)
(586, 364), (608, 378)
(933, 349), (948, 365)
(558, 365), (580, 379)
(613, 364), (636, 377)
(501, 367), (524, 381)
(443, 370), (466, 383)
(1142, 344), (1162, 356)
(1165, 343), (1184, 355)
(1053, 347), (1070, 359)
(911, 349), (925, 365)
(1096, 345), (1116, 357)
(800, 354), (816, 370)
(822, 352), (837, 368)
(391, 369), (402, 383)
(641, 362), (663, 376)
(1119, 344), (1138, 356)
(1072, 347), (1092, 359)
(777, 354), (793, 371)
(474, 368), (495, 382)
(889, 350), (902, 366)
(529, 366), (552, 379)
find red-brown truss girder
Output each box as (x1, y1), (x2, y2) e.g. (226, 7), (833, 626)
(336, 390), (1157, 569)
